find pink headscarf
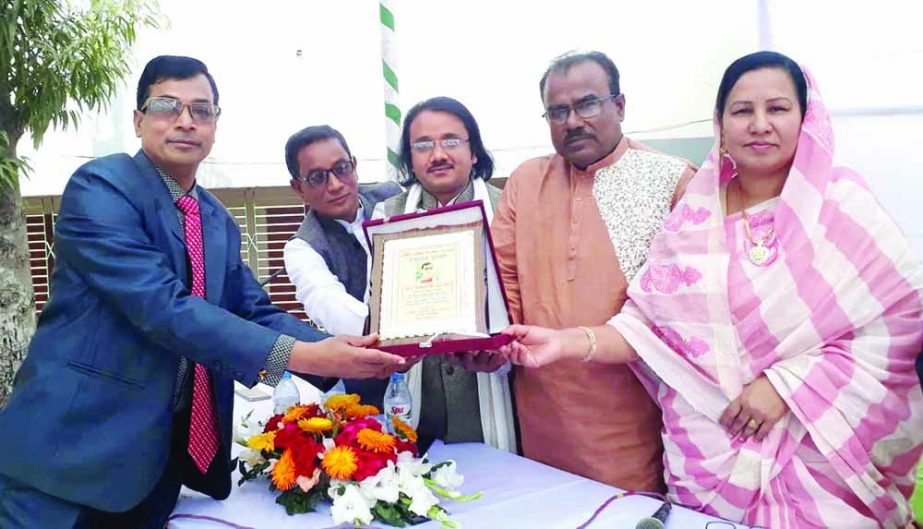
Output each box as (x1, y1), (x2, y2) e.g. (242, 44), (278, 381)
(610, 65), (923, 528)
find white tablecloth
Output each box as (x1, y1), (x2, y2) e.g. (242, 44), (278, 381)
(170, 379), (747, 529)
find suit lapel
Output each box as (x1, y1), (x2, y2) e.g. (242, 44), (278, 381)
(133, 152), (189, 279)
(198, 194), (227, 306)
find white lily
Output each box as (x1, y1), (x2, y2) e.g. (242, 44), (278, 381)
(396, 451), (432, 477)
(431, 461), (464, 492)
(328, 482), (374, 526)
(359, 461), (400, 503)
(238, 448), (265, 468)
(403, 477), (439, 517)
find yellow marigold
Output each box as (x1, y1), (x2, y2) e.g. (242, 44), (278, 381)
(247, 431), (276, 451)
(271, 449), (297, 490)
(322, 446), (358, 481)
(298, 417), (334, 434)
(325, 393), (361, 412)
(283, 405), (316, 423)
(345, 404), (380, 419)
(357, 428), (396, 454)
(392, 416), (418, 443)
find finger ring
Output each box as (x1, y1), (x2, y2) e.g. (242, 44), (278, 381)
(747, 418), (759, 430)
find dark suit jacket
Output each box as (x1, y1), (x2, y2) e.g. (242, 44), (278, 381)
(0, 151), (327, 511)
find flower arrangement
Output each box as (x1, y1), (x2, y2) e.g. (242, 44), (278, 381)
(236, 394), (480, 528)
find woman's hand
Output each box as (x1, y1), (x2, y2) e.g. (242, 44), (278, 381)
(500, 325), (567, 368)
(719, 375), (789, 442)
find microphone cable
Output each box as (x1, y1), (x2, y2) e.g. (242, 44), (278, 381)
(574, 490), (769, 529)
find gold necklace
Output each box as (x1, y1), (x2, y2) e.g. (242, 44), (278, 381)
(732, 180), (775, 266)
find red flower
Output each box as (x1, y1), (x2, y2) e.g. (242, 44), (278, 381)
(352, 447), (397, 481)
(394, 439), (419, 457)
(263, 414), (284, 433)
(275, 423), (315, 452)
(291, 437), (322, 477)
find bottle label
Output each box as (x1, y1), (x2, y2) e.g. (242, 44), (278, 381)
(388, 405), (410, 417)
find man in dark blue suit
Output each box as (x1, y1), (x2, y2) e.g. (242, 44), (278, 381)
(0, 55), (405, 528)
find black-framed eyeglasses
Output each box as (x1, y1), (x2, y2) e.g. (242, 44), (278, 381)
(542, 94), (619, 124)
(410, 138), (469, 153)
(298, 158), (356, 188)
(141, 97), (221, 124)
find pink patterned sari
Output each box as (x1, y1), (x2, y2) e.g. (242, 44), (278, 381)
(610, 68), (923, 528)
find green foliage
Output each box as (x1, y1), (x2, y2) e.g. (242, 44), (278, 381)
(0, 131), (29, 191)
(236, 456), (272, 487)
(371, 493), (429, 527)
(0, 0), (163, 188)
(275, 487), (323, 516)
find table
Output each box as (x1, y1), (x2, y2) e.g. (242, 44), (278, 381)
(170, 380), (747, 529)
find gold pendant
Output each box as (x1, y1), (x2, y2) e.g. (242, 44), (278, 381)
(748, 244), (770, 266)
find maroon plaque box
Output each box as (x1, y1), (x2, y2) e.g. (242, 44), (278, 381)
(362, 200), (512, 357)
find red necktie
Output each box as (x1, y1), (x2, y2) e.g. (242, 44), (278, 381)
(176, 196), (219, 473)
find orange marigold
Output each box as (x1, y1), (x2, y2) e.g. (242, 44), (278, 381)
(345, 404), (381, 419)
(246, 431), (277, 451)
(298, 417), (334, 434)
(322, 446), (358, 481)
(271, 449), (297, 490)
(391, 416), (418, 443)
(357, 428), (396, 454)
(283, 404), (317, 423)
(325, 394), (361, 412)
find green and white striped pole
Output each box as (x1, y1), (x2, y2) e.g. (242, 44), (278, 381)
(380, 0), (401, 180)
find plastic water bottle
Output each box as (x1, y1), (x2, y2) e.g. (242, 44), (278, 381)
(383, 373), (412, 433)
(272, 371), (300, 415)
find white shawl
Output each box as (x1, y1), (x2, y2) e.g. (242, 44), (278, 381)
(380, 178), (517, 452)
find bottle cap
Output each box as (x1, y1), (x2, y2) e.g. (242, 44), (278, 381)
(390, 372), (405, 382)
(282, 371), (292, 379)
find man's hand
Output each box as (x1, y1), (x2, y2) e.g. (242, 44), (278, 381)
(288, 334), (406, 379)
(450, 350), (507, 373)
(719, 375), (789, 442)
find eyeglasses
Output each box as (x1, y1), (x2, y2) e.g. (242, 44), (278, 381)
(410, 138), (470, 153)
(141, 97), (221, 124)
(542, 94), (619, 124)
(298, 158), (356, 188)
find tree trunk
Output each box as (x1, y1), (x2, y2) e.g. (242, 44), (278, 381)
(0, 138), (35, 408)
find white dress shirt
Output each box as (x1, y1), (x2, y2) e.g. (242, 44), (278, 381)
(283, 205), (370, 336)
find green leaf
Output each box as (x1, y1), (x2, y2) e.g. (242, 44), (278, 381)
(1, 0), (164, 150)
(275, 487), (322, 515)
(236, 458), (270, 487)
(372, 502), (408, 527)
(423, 478), (482, 502)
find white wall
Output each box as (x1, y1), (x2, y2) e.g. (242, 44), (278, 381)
(17, 0), (757, 195)
(15, 0), (923, 258)
(832, 113), (923, 257)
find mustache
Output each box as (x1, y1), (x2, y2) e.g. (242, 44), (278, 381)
(564, 129), (595, 144)
(427, 162), (453, 172)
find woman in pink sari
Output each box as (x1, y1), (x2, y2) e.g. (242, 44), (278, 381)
(503, 51), (923, 528)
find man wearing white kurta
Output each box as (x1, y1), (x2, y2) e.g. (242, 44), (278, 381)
(282, 125), (401, 405)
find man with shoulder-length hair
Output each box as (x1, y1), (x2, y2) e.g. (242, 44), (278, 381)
(0, 55), (404, 528)
(374, 96), (517, 453)
(492, 50), (697, 490)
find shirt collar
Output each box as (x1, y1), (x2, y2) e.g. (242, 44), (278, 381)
(571, 135), (630, 178)
(420, 178), (474, 209)
(333, 203), (364, 232)
(155, 165), (199, 203)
